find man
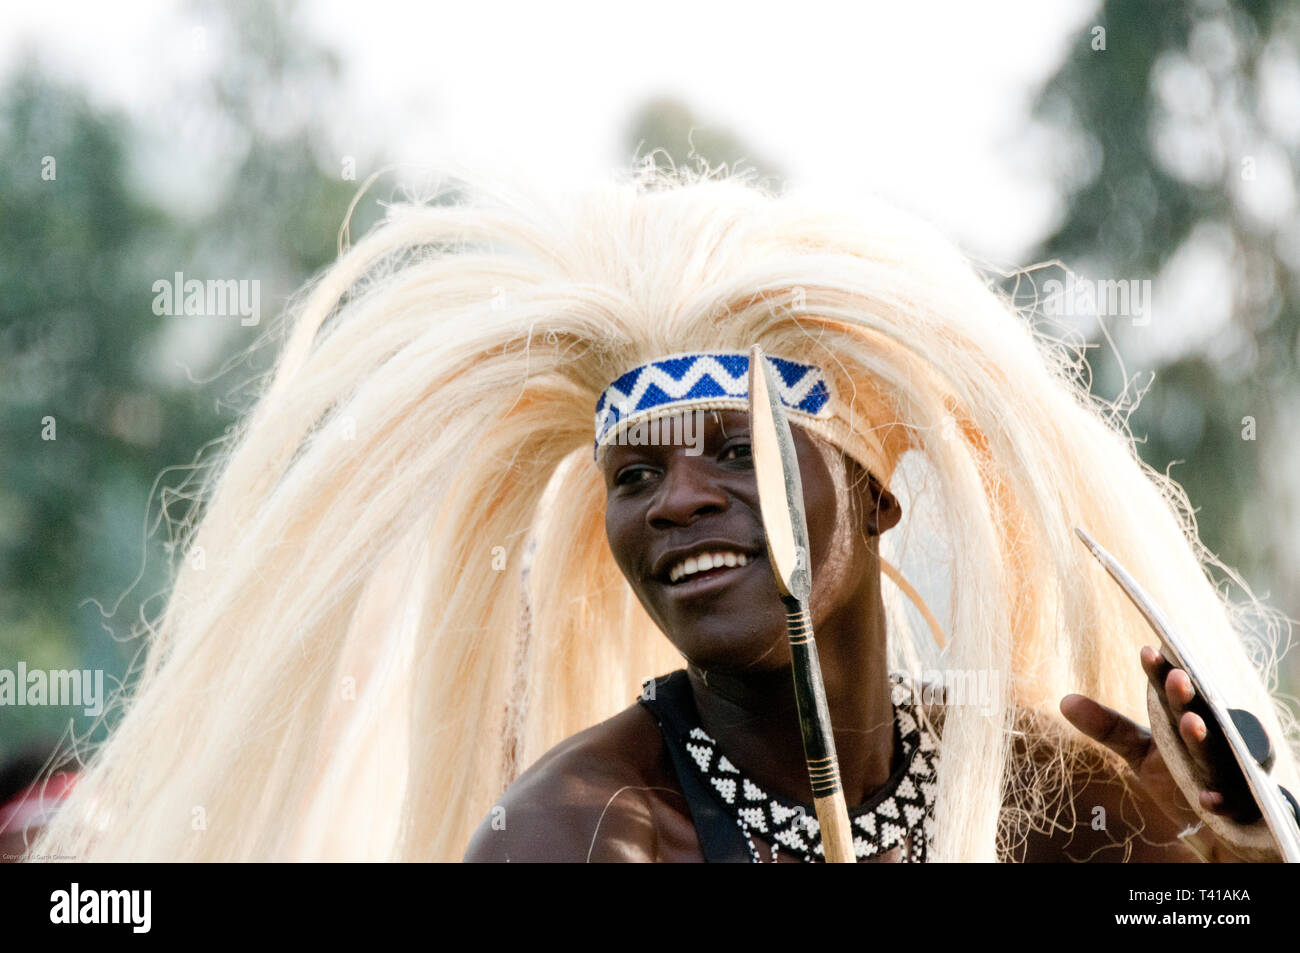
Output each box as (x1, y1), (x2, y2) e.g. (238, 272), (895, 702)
(33, 165), (1296, 862)
(465, 393), (1261, 862)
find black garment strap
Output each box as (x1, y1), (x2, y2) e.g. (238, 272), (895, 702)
(638, 670), (753, 863)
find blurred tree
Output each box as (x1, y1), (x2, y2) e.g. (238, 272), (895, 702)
(0, 0), (381, 761)
(1022, 0), (1300, 684)
(624, 95), (785, 185)
(0, 66), (179, 759)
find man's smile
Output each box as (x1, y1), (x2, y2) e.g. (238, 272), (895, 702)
(667, 548), (752, 584)
(651, 539), (761, 582)
(657, 548), (767, 599)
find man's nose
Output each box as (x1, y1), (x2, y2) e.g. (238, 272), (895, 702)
(644, 453), (729, 528)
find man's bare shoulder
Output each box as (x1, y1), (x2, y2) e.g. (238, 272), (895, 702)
(462, 701), (678, 862)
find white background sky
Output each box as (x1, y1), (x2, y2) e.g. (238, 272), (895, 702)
(4, 0), (1099, 263)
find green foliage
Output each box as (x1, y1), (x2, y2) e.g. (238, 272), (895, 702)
(0, 2), (381, 762)
(0, 68), (188, 763)
(1023, 0), (1300, 684)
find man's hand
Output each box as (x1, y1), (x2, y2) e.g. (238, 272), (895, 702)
(1059, 646), (1260, 860)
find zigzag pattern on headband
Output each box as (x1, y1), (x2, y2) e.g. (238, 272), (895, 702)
(594, 351), (832, 454)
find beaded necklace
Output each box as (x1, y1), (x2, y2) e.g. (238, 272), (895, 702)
(677, 673), (939, 863)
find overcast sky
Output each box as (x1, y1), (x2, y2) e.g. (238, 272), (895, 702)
(5, 0), (1098, 263)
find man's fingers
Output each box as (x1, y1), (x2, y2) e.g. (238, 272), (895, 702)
(1173, 702), (1258, 822)
(1140, 645), (1172, 696)
(1176, 709), (1232, 790)
(1060, 693), (1151, 769)
(1177, 711), (1213, 768)
(1199, 790), (1235, 816)
(1164, 668), (1195, 722)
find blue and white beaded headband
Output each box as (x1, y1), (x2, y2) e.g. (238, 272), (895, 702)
(593, 351), (833, 458)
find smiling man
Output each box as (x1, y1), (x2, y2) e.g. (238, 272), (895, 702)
(464, 398), (922, 862)
(464, 372), (1271, 863)
(33, 164), (1300, 863)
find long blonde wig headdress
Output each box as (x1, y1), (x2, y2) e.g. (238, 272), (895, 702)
(33, 160), (1298, 862)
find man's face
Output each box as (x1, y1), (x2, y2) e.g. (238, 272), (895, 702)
(601, 409), (897, 673)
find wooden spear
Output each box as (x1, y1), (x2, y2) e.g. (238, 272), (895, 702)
(748, 344), (856, 863)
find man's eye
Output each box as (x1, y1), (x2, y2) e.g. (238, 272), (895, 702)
(720, 442), (752, 463)
(616, 466), (656, 486)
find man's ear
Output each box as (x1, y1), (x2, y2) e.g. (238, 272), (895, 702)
(864, 473), (902, 536)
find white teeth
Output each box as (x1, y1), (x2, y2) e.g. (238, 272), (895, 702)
(667, 550), (750, 583)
